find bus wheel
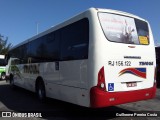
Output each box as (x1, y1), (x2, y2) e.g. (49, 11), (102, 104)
(1, 73), (6, 80)
(36, 80), (46, 101)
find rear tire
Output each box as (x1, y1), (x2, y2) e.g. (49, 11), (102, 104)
(1, 72), (6, 80)
(36, 80), (46, 102)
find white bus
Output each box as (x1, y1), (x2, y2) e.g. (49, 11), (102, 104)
(7, 8), (156, 108)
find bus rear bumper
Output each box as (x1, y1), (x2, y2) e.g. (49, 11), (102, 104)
(90, 85), (156, 108)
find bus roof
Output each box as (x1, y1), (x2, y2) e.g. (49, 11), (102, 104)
(96, 8), (142, 19)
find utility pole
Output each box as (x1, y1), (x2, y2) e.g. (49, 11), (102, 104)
(36, 22), (39, 35)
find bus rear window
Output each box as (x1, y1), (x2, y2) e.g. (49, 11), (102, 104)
(98, 13), (149, 45)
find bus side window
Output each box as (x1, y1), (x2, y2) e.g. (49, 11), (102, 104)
(61, 18), (89, 61)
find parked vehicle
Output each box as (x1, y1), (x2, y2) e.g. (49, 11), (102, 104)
(0, 55), (7, 80)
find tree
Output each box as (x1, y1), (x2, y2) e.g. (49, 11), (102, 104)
(0, 34), (12, 55)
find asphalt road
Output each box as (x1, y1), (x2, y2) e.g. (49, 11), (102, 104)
(0, 80), (160, 120)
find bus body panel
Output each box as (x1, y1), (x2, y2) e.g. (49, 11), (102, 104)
(44, 60), (90, 107)
(104, 43), (155, 91)
(89, 9), (156, 107)
(46, 83), (89, 107)
(59, 60), (88, 89)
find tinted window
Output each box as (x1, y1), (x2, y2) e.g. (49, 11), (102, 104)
(29, 39), (39, 62)
(43, 31), (60, 61)
(29, 36), (46, 63)
(21, 44), (28, 63)
(61, 18), (89, 60)
(135, 19), (149, 45)
(9, 18), (89, 63)
(9, 43), (28, 64)
(28, 31), (60, 63)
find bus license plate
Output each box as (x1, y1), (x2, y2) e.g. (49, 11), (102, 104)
(126, 82), (137, 87)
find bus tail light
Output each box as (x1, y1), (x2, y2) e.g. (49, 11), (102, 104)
(97, 66), (106, 91)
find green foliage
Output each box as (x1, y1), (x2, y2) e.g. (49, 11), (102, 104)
(0, 34), (12, 55)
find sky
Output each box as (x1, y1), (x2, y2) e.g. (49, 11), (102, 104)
(0, 0), (160, 46)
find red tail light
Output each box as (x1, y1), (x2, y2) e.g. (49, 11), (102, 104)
(97, 66), (106, 91)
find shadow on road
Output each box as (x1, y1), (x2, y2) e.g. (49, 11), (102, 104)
(0, 82), (134, 120)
